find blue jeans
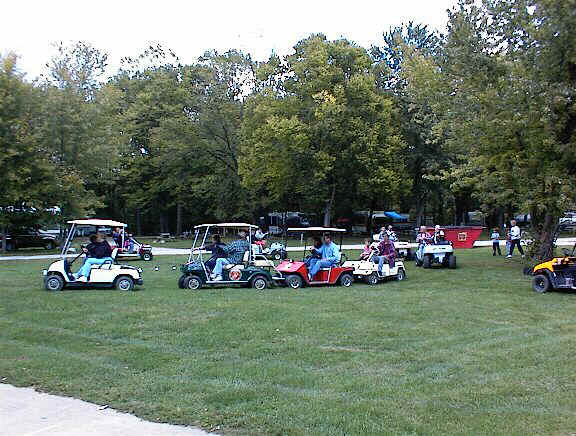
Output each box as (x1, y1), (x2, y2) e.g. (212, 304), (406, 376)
(213, 258), (232, 276)
(372, 255), (394, 272)
(76, 257), (114, 279)
(308, 259), (335, 279)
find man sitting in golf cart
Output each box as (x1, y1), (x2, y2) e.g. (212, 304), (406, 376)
(416, 225), (432, 260)
(432, 225), (446, 244)
(372, 233), (396, 274)
(307, 234), (341, 281)
(211, 231), (250, 281)
(73, 233), (114, 281)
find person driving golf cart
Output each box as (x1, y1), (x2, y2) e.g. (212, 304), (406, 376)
(372, 233), (396, 274)
(73, 233), (113, 281)
(200, 234), (227, 272)
(307, 233), (341, 281)
(210, 231), (249, 281)
(305, 236), (323, 268)
(416, 225), (432, 260)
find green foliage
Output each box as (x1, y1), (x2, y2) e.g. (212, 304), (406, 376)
(241, 35), (410, 225)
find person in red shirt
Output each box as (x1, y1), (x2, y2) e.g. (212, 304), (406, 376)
(372, 233), (396, 274)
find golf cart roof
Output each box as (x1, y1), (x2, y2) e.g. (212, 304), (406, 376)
(67, 219), (126, 227)
(194, 222), (258, 229)
(287, 227), (346, 233)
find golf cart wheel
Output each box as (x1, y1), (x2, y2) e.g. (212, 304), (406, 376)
(396, 268), (406, 281)
(532, 274), (550, 293)
(251, 276), (268, 290)
(339, 273), (354, 287)
(286, 274), (303, 289)
(365, 273), (379, 286)
(45, 241), (55, 250)
(141, 252), (153, 261)
(45, 275), (64, 292)
(272, 251), (282, 261)
(184, 275), (202, 290)
(422, 255), (432, 269)
(448, 255), (457, 269)
(177, 274), (187, 289)
(115, 276), (135, 291)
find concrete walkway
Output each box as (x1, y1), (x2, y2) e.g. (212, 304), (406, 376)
(1, 238), (575, 261)
(0, 384), (215, 436)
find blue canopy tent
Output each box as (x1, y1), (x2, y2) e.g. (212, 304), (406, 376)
(384, 211), (406, 221)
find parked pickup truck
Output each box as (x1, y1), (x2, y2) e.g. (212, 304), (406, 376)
(0, 228), (59, 251)
(559, 212), (576, 229)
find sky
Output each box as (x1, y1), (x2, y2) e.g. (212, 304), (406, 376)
(2, 0), (458, 80)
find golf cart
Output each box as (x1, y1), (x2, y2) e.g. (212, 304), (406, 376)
(112, 224), (153, 261)
(415, 231), (457, 269)
(178, 223), (284, 290)
(372, 232), (414, 260)
(276, 227), (354, 289)
(531, 244), (576, 293)
(253, 239), (288, 261)
(343, 242), (406, 285)
(42, 219), (143, 292)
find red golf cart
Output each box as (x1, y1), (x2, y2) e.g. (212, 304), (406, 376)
(277, 227), (354, 289)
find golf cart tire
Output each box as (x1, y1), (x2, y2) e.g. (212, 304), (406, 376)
(532, 274), (550, 293)
(45, 274), (64, 292)
(366, 273), (379, 286)
(251, 275), (269, 290)
(339, 273), (354, 287)
(141, 253), (153, 261)
(184, 275), (202, 290)
(448, 255), (457, 269)
(423, 255), (432, 269)
(115, 276), (135, 291)
(272, 251), (282, 261)
(286, 274), (303, 289)
(178, 274), (187, 289)
(396, 268), (406, 281)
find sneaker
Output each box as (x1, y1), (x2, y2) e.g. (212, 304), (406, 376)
(506, 255), (512, 259)
(212, 275), (223, 281)
(521, 255), (525, 259)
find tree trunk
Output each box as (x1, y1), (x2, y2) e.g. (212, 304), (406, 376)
(415, 195), (426, 227)
(367, 197), (376, 235)
(323, 185), (336, 227)
(1, 226), (6, 253)
(135, 209), (142, 236)
(532, 211), (558, 260)
(176, 203), (183, 237)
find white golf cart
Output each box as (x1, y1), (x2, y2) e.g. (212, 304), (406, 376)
(113, 225), (153, 262)
(343, 242), (406, 285)
(415, 238), (456, 269)
(42, 219), (144, 292)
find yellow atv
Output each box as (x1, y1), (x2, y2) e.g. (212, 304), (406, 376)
(531, 244), (576, 293)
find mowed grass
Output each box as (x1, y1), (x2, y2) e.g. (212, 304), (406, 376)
(1, 249), (576, 435)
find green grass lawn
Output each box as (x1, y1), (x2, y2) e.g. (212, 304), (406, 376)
(1, 249), (576, 435)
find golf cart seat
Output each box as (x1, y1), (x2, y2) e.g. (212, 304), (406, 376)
(253, 254), (275, 268)
(223, 250), (249, 270)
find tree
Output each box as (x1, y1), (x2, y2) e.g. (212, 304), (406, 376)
(241, 35), (409, 226)
(0, 54), (97, 251)
(405, 0), (576, 258)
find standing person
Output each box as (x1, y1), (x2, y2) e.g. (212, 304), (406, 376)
(507, 219), (525, 258)
(112, 227), (123, 247)
(491, 227), (502, 256)
(308, 234), (341, 281)
(211, 231), (250, 281)
(73, 233), (114, 281)
(386, 225), (398, 242)
(372, 233), (396, 275)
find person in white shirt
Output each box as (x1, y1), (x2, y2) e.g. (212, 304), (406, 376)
(386, 225), (398, 242)
(506, 220), (525, 258)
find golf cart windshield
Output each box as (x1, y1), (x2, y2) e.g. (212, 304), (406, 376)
(61, 219), (126, 257)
